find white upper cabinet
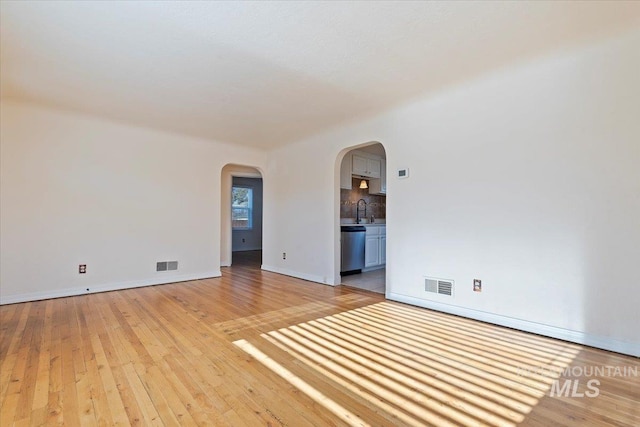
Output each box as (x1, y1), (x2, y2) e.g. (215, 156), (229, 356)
(340, 153), (353, 189)
(352, 153), (381, 179)
(352, 154), (368, 176)
(366, 157), (381, 178)
(369, 158), (386, 195)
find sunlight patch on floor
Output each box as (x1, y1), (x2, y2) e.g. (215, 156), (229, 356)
(235, 301), (581, 426)
(233, 339), (369, 426)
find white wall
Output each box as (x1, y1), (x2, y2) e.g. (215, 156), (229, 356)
(262, 31), (640, 355)
(0, 101), (265, 303)
(262, 137), (348, 285)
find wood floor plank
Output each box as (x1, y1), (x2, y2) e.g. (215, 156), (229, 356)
(0, 303), (31, 401)
(31, 300), (52, 413)
(0, 251), (638, 426)
(0, 303), (20, 360)
(13, 301), (47, 424)
(121, 362), (162, 426)
(1, 303), (40, 426)
(59, 299), (81, 427)
(44, 301), (65, 425)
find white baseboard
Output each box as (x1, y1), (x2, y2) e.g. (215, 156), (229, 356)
(261, 265), (333, 286)
(0, 271), (222, 305)
(387, 292), (640, 357)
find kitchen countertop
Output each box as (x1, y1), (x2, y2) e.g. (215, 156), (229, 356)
(340, 219), (386, 226)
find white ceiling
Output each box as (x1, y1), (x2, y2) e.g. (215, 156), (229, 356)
(2, 1), (639, 149)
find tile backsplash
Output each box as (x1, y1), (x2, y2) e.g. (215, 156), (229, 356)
(340, 178), (386, 220)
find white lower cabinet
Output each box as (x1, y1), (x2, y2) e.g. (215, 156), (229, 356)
(364, 225), (385, 269)
(365, 235), (380, 267)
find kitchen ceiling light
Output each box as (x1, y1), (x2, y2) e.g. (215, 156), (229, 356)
(359, 179), (368, 189)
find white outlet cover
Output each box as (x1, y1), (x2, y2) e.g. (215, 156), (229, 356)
(397, 168), (409, 179)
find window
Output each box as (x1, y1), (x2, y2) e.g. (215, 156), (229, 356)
(232, 186), (253, 230)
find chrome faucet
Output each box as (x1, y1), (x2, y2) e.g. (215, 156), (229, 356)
(356, 199), (367, 224)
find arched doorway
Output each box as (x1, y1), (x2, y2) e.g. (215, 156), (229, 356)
(335, 142), (387, 294)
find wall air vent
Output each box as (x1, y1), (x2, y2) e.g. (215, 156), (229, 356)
(157, 261), (178, 272)
(425, 278), (438, 293)
(424, 277), (454, 296)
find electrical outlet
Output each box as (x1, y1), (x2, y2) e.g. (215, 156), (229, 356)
(79, 264), (87, 274)
(282, 252), (286, 260)
(473, 279), (482, 292)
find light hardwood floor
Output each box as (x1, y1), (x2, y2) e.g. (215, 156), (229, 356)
(1, 252), (638, 426)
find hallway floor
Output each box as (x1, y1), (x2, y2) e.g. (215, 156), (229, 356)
(232, 249), (262, 267)
(340, 268), (385, 294)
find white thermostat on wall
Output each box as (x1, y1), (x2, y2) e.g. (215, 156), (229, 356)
(397, 168), (409, 179)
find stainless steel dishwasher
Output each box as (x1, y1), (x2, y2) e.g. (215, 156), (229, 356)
(340, 225), (366, 275)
